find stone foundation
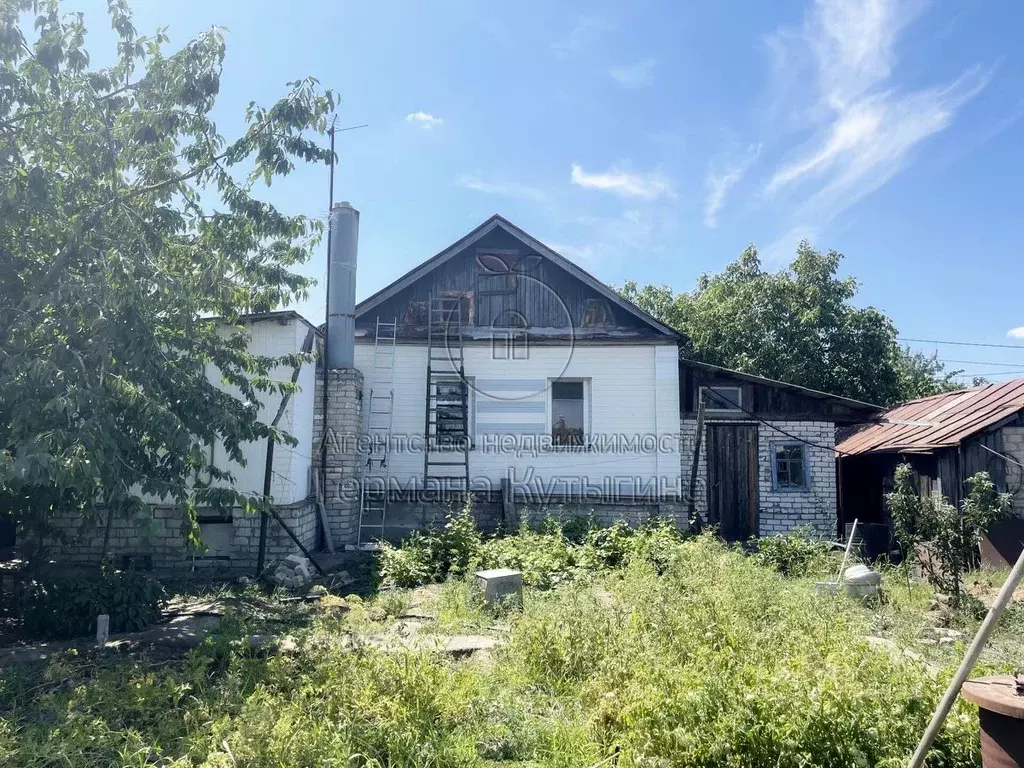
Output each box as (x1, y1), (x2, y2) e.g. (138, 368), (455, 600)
(42, 498), (318, 575)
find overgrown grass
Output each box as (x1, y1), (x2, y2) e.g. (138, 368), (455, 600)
(3, 532), (1010, 767)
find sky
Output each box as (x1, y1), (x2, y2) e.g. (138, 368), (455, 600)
(63, 0), (1024, 383)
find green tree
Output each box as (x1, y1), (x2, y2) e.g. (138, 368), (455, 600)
(620, 242), (962, 405)
(887, 464), (1011, 605)
(0, 0), (335, 560)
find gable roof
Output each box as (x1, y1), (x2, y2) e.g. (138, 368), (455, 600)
(355, 214), (680, 339)
(836, 379), (1024, 456)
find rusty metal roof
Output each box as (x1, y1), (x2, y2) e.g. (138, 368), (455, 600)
(836, 379), (1024, 456)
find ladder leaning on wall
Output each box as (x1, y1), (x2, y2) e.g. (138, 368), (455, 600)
(357, 317), (397, 547)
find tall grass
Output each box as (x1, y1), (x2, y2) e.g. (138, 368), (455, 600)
(1, 535), (987, 767)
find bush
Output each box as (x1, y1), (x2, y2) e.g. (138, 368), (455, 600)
(21, 566), (166, 639)
(751, 527), (835, 577)
(888, 465), (1012, 605)
(378, 503), (482, 588)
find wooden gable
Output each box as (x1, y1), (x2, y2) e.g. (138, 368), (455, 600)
(355, 216), (678, 343)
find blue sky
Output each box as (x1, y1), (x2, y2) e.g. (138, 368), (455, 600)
(69, 0), (1024, 382)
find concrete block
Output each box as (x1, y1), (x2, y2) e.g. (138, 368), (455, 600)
(475, 568), (523, 608)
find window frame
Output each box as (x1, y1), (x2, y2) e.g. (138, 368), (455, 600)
(770, 441), (811, 492)
(431, 375), (476, 450)
(547, 377), (590, 450)
(699, 385), (744, 414)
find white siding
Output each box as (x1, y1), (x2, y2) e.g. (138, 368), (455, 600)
(354, 341), (681, 500)
(207, 318), (315, 505)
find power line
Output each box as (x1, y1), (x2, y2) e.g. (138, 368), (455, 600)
(702, 389), (857, 457)
(899, 337), (1024, 350)
(938, 358), (1024, 368)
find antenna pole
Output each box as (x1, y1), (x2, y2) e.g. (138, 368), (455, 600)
(319, 117), (337, 548)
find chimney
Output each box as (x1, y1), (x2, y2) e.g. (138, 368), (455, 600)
(326, 201), (358, 369)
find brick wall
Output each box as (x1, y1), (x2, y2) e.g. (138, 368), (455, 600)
(43, 498), (318, 574)
(1001, 426), (1024, 515)
(313, 368), (364, 548)
(757, 422), (837, 538)
(680, 419), (837, 538)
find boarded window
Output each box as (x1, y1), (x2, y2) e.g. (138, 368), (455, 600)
(440, 291), (474, 325)
(700, 386), (742, 412)
(476, 252), (519, 295)
(772, 443), (809, 490)
(402, 301), (427, 326)
(551, 380), (585, 447)
(580, 298), (615, 328)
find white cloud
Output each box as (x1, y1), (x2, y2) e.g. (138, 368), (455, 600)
(456, 174), (547, 203)
(570, 163), (676, 200)
(405, 111), (444, 129)
(704, 144), (762, 228)
(1008, 327), (1024, 340)
(609, 58), (655, 88)
(762, 0), (991, 221)
(552, 16), (612, 58)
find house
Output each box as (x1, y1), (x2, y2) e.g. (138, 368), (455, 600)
(338, 212), (880, 545)
(679, 359), (879, 540)
(36, 206), (888, 572)
(343, 214), (685, 543)
(836, 380), (1024, 565)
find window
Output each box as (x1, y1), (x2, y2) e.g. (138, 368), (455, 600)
(700, 385), (743, 412)
(433, 376), (475, 449)
(772, 442), (809, 491)
(551, 380), (586, 447)
(580, 298), (615, 328)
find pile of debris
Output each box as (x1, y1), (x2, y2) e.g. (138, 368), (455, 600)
(272, 554), (314, 590)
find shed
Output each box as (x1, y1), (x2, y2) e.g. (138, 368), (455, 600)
(836, 380), (1024, 565)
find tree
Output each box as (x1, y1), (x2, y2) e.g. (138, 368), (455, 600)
(619, 242), (962, 405)
(887, 464), (1011, 606)
(0, 0), (336, 561)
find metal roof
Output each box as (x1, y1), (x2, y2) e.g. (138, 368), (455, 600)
(836, 379), (1024, 456)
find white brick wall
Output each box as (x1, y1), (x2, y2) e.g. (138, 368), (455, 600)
(679, 419), (837, 538)
(757, 422), (836, 538)
(1000, 426), (1024, 517)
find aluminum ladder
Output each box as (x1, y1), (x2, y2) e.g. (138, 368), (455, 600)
(357, 317), (397, 546)
(423, 296), (470, 496)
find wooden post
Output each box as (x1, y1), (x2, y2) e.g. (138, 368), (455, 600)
(500, 477), (513, 527)
(907, 545), (1024, 768)
(256, 329), (316, 576)
(687, 399), (706, 528)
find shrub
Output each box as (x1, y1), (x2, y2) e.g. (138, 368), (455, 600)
(751, 527), (835, 577)
(888, 465), (1012, 605)
(479, 519), (579, 588)
(20, 566), (166, 639)
(378, 502), (483, 588)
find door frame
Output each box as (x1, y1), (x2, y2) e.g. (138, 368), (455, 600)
(705, 422), (760, 540)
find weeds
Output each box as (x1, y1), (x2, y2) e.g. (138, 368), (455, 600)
(4, 533), (1008, 767)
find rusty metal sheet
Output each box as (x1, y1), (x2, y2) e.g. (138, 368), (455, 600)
(836, 380), (1024, 456)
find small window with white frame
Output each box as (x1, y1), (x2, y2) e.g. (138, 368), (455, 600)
(550, 379), (587, 447)
(772, 442), (809, 491)
(700, 385), (743, 413)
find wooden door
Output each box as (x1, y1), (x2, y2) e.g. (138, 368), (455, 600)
(706, 424), (759, 541)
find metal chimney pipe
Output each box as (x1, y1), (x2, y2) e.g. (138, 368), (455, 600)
(326, 201), (358, 369)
